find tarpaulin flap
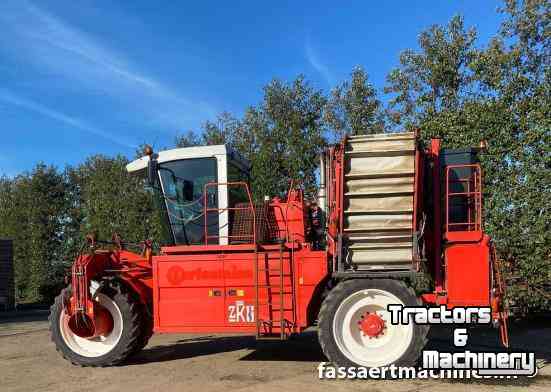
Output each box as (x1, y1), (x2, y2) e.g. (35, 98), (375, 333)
(346, 176), (414, 195)
(346, 195), (413, 212)
(343, 132), (416, 268)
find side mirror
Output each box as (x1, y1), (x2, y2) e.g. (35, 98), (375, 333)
(144, 145), (158, 186)
(147, 157), (158, 186)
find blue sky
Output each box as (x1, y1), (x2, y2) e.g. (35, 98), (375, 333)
(0, 0), (504, 176)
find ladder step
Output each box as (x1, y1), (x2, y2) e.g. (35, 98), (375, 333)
(259, 320), (294, 325)
(257, 304), (294, 308)
(256, 285), (293, 289)
(256, 335), (288, 341)
(273, 291), (293, 294)
(254, 251), (296, 339)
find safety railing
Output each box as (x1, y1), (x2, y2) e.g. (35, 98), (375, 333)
(445, 164), (482, 233)
(203, 181), (256, 245)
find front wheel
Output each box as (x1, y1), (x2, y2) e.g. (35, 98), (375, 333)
(318, 279), (428, 368)
(49, 282), (143, 367)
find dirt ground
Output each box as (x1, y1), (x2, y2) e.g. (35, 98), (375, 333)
(1, 310), (550, 392)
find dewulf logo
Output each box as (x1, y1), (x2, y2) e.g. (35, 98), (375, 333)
(228, 301), (254, 323)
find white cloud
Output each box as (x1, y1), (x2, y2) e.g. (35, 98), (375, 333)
(305, 38), (335, 87)
(0, 1), (216, 131)
(0, 89), (136, 148)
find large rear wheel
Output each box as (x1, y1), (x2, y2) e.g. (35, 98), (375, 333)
(49, 282), (143, 366)
(318, 279), (428, 368)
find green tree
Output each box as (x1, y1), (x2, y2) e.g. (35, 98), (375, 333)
(0, 165), (68, 301)
(0, 176), (30, 300)
(73, 155), (160, 247)
(470, 0), (551, 310)
(385, 15), (477, 130)
(175, 130), (201, 148)
(194, 76), (328, 199)
(28, 165), (67, 301)
(249, 76), (327, 198)
(384, 1), (550, 310)
(325, 66), (383, 139)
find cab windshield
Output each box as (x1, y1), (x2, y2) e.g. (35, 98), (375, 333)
(158, 158), (218, 245)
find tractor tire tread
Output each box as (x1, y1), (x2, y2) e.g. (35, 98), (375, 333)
(49, 281), (143, 367)
(318, 278), (429, 368)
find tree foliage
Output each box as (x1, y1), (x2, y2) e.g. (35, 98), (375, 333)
(384, 0), (550, 310)
(0, 158), (161, 302)
(175, 76), (328, 198)
(325, 67), (383, 139)
(0, 0), (548, 309)
(385, 15), (478, 129)
(0, 166), (66, 301)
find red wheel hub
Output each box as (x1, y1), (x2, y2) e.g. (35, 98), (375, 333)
(358, 312), (386, 338)
(67, 302), (113, 339)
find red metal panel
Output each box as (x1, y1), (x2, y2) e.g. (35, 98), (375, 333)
(298, 250), (327, 285)
(430, 139), (444, 293)
(157, 259), (224, 288)
(445, 236), (491, 307)
(296, 250), (328, 326)
(152, 246), (328, 333)
(412, 139), (423, 271)
(158, 287), (225, 327)
(161, 244), (256, 254)
(269, 190), (307, 243)
(155, 255), (226, 328)
(224, 288), (256, 326)
(223, 253), (256, 287)
(445, 231), (483, 242)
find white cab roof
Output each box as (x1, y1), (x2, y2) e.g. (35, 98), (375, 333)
(126, 145), (227, 173)
(126, 144), (252, 173)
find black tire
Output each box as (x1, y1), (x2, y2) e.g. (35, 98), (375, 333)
(130, 303), (153, 355)
(318, 279), (429, 368)
(49, 282), (143, 367)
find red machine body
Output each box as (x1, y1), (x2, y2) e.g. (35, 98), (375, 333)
(59, 133), (508, 367)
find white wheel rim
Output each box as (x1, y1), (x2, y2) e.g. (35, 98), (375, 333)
(59, 293), (123, 358)
(332, 288), (413, 367)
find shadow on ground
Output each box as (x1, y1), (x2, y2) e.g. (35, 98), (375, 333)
(126, 321), (551, 388)
(3, 305), (550, 386)
(0, 309), (49, 324)
(127, 330), (324, 366)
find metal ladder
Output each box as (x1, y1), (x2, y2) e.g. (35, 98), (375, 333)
(254, 242), (296, 340)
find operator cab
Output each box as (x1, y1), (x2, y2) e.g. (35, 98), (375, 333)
(127, 145), (250, 246)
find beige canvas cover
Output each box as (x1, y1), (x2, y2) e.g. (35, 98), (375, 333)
(343, 132), (416, 269)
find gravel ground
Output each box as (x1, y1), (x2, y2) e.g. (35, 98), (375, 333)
(1, 310), (550, 392)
